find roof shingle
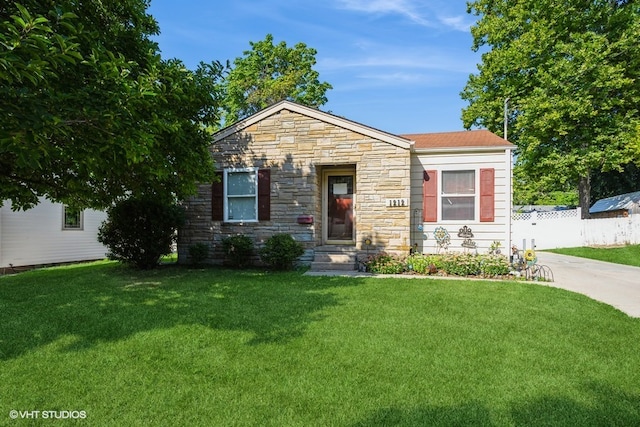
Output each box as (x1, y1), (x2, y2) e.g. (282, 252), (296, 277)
(402, 130), (514, 149)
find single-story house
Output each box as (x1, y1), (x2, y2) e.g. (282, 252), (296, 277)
(0, 198), (108, 271)
(589, 191), (640, 218)
(178, 101), (514, 269)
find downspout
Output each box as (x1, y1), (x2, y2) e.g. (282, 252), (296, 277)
(504, 98), (510, 141)
(504, 97), (512, 256)
(506, 147), (513, 257)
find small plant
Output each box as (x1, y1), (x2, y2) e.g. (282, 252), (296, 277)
(479, 254), (511, 276)
(365, 252), (406, 274)
(488, 241), (502, 255)
(406, 253), (439, 274)
(221, 234), (254, 268)
(259, 234), (304, 270)
(188, 243), (209, 266)
(436, 253), (479, 276)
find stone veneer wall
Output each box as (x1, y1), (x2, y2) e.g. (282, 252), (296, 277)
(178, 109), (411, 265)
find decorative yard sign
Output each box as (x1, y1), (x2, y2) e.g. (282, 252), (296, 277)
(434, 227), (450, 252)
(458, 226), (477, 249)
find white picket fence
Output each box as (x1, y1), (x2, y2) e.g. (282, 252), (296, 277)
(511, 208), (640, 249)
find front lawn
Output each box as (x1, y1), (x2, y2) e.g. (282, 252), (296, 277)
(2, 262), (639, 426)
(547, 244), (640, 267)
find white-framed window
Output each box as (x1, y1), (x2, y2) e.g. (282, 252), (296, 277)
(441, 170), (476, 221)
(224, 168), (258, 222)
(63, 206), (84, 230)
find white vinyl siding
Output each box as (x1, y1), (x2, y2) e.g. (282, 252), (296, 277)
(411, 149), (512, 253)
(1, 199), (107, 268)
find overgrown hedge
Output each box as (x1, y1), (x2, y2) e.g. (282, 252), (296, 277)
(364, 252), (511, 277)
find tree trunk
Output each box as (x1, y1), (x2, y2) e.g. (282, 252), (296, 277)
(578, 174), (591, 219)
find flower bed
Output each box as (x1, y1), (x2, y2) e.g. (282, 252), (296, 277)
(363, 252), (512, 279)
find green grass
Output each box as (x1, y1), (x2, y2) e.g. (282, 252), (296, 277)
(547, 244), (640, 267)
(2, 261), (640, 426)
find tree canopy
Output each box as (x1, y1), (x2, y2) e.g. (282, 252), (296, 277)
(461, 0), (640, 216)
(1, 1), (223, 210)
(220, 34), (332, 125)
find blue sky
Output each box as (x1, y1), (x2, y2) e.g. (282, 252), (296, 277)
(148, 0), (481, 134)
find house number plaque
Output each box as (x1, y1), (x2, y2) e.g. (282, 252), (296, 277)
(386, 198), (408, 207)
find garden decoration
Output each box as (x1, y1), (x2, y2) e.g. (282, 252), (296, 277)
(511, 245), (554, 282)
(458, 226), (477, 250)
(358, 238), (374, 272)
(433, 227), (450, 253)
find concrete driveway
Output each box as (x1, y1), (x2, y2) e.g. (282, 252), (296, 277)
(536, 252), (640, 318)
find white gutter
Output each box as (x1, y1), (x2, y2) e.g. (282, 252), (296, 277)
(412, 146), (515, 154)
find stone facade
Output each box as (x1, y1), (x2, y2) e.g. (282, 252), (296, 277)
(178, 105), (412, 265)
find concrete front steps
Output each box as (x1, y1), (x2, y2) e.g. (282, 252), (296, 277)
(310, 246), (359, 271)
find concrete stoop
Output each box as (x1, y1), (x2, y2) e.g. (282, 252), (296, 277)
(310, 246), (358, 271)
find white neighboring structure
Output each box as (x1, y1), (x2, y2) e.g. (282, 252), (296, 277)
(0, 198), (108, 269)
(512, 208), (640, 249)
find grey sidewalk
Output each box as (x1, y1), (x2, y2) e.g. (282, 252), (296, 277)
(535, 252), (640, 318)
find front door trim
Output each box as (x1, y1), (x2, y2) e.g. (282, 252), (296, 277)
(322, 168), (356, 245)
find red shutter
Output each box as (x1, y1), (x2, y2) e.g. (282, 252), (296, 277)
(480, 168), (495, 222)
(211, 171), (223, 221)
(422, 170), (437, 222)
(258, 168), (271, 221)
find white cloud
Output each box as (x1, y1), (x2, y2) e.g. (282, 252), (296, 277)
(319, 49), (476, 75)
(334, 0), (473, 32)
(438, 15), (474, 32)
(335, 0), (433, 27)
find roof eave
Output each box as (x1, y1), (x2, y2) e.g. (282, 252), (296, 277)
(412, 145), (515, 154)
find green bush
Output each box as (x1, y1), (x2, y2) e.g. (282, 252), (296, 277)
(365, 252), (406, 274)
(98, 198), (184, 269)
(365, 251), (511, 278)
(440, 253), (482, 276)
(188, 243), (209, 266)
(479, 254), (511, 276)
(221, 234), (254, 268)
(406, 253), (439, 274)
(259, 234), (304, 270)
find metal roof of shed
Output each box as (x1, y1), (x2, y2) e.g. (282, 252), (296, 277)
(589, 191), (640, 214)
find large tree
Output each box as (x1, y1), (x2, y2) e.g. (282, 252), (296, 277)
(221, 33), (332, 125)
(461, 0), (640, 218)
(1, 1), (223, 210)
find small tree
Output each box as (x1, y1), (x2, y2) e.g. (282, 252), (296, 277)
(98, 198), (184, 269)
(259, 234), (304, 271)
(221, 234), (254, 268)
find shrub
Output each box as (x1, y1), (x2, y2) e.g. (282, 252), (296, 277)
(365, 251), (511, 278)
(365, 252), (406, 274)
(479, 254), (511, 276)
(221, 234), (254, 268)
(188, 243), (209, 266)
(406, 253), (438, 274)
(440, 253), (482, 276)
(259, 234), (304, 270)
(98, 198), (184, 269)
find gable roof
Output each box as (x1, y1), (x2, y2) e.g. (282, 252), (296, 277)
(213, 100), (413, 149)
(589, 191), (640, 214)
(402, 130), (515, 151)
